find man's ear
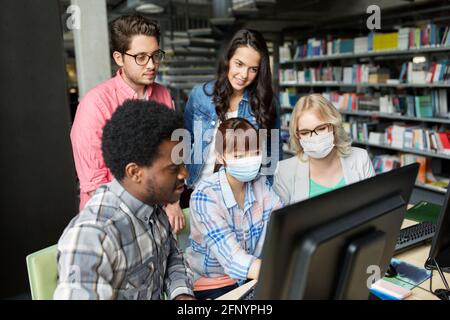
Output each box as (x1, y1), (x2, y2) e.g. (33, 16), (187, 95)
(113, 51), (124, 67)
(125, 163), (141, 182)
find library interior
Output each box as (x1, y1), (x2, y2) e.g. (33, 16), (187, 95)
(1, 0), (450, 301)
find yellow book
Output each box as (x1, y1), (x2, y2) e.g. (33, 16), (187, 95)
(383, 33), (398, 50)
(373, 33), (382, 51)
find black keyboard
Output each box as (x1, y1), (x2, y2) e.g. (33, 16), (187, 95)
(395, 221), (436, 254)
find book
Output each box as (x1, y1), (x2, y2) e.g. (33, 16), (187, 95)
(383, 258), (432, 290)
(405, 200), (442, 223)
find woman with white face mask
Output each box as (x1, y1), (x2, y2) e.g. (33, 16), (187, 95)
(274, 94), (375, 205)
(186, 118), (283, 300)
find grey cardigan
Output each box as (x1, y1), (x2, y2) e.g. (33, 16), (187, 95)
(273, 147), (376, 205)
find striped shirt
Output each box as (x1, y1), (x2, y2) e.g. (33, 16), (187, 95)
(186, 167), (283, 287)
(54, 179), (193, 300)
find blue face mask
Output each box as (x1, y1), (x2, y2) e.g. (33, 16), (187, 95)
(225, 155), (262, 182)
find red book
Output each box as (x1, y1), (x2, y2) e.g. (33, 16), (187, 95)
(427, 63), (437, 83)
(409, 30), (414, 48)
(351, 94), (357, 111)
(439, 132), (450, 149)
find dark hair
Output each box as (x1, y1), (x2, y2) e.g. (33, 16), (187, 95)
(110, 14), (160, 53)
(102, 100), (183, 180)
(213, 117), (259, 172)
(209, 29), (276, 130)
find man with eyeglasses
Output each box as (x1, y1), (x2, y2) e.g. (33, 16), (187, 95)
(70, 14), (186, 234)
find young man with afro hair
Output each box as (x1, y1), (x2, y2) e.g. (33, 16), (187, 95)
(54, 100), (194, 300)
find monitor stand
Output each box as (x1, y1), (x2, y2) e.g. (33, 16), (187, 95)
(424, 258), (450, 300)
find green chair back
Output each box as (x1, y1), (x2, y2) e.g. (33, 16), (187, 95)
(26, 245), (58, 300)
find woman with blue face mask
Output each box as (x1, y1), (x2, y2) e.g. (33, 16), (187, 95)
(186, 118), (283, 300)
(273, 94), (375, 205)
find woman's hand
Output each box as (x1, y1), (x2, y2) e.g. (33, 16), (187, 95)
(164, 201), (186, 235)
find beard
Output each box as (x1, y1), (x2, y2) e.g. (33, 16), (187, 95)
(123, 68), (154, 87)
(143, 176), (181, 206)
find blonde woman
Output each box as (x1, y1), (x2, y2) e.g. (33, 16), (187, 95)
(274, 94), (375, 205)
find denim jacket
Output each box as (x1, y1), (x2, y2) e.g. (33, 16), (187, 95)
(184, 81), (281, 187)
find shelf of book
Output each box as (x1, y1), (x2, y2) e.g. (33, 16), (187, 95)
(280, 46), (450, 65)
(278, 24), (450, 196)
(339, 110), (450, 124)
(352, 140), (450, 160)
(279, 82), (450, 88)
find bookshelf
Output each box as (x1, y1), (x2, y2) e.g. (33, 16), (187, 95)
(278, 24), (450, 196)
(415, 182), (447, 194)
(279, 82), (450, 88)
(339, 110), (450, 124)
(282, 147), (447, 195)
(280, 46), (450, 64)
(352, 140), (450, 160)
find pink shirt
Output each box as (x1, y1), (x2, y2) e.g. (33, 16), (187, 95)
(70, 69), (173, 210)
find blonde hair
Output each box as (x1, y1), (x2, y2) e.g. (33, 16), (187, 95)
(289, 94), (352, 159)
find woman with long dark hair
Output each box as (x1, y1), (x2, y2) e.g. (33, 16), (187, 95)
(184, 29), (280, 190)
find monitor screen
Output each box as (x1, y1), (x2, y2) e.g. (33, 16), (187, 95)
(255, 163), (419, 299)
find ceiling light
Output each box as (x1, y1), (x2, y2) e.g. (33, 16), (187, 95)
(136, 3), (164, 14)
(413, 56), (426, 64)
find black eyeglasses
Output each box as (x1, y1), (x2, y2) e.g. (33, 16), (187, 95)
(296, 123), (333, 139)
(123, 49), (165, 66)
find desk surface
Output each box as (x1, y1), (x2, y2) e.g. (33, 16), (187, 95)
(397, 219), (440, 300)
(218, 219), (446, 300)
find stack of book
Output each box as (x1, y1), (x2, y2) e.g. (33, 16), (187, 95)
(368, 67), (390, 83)
(385, 124), (450, 154)
(373, 154), (428, 184)
(279, 45), (292, 62)
(285, 23), (450, 61)
(373, 155), (401, 174)
(279, 89), (300, 107)
(279, 69), (297, 84)
(371, 32), (398, 52)
(372, 154), (442, 186)
(408, 61), (428, 84)
(400, 154), (429, 183)
(354, 36), (369, 53)
(414, 95), (433, 117)
(345, 121), (378, 142)
(328, 91), (448, 118)
(280, 64), (372, 85)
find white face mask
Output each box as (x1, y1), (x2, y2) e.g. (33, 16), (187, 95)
(299, 132), (335, 159)
(225, 155), (262, 182)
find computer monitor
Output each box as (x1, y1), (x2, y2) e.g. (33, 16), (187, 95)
(425, 185), (450, 272)
(254, 163), (419, 300)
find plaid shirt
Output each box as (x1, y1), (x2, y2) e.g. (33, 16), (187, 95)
(186, 167), (283, 283)
(54, 179), (193, 300)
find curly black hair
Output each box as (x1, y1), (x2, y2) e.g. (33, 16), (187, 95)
(102, 99), (183, 181)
